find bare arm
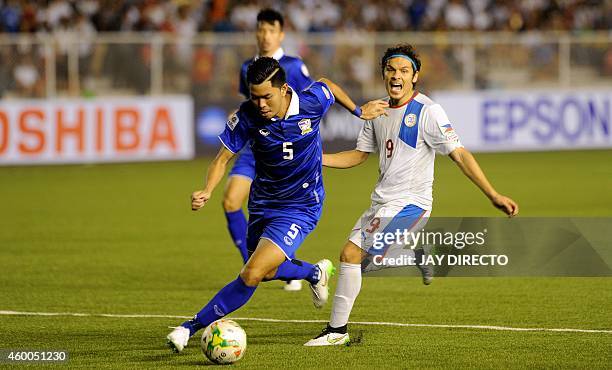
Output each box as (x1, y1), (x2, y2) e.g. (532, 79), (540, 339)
(318, 77), (388, 120)
(449, 147), (519, 217)
(323, 150), (369, 169)
(191, 146), (236, 211)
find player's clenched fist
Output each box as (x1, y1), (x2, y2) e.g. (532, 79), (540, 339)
(491, 194), (519, 217)
(360, 100), (389, 120)
(191, 190), (211, 211)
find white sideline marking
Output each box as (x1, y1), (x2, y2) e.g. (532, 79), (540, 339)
(1, 310), (610, 334)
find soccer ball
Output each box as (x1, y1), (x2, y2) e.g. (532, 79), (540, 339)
(201, 319), (247, 364)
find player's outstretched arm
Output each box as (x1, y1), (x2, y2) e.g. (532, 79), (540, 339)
(449, 147), (519, 217)
(191, 146), (235, 211)
(322, 150), (369, 169)
(317, 77), (388, 120)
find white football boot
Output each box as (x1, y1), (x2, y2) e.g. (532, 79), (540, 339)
(304, 326), (350, 346)
(309, 259), (336, 309)
(283, 280), (303, 291)
(166, 326), (190, 353)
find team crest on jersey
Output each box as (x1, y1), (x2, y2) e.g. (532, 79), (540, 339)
(404, 113), (417, 127)
(298, 119), (313, 135)
(259, 128), (270, 136)
(227, 113), (239, 131)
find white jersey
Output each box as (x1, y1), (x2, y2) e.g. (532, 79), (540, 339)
(356, 92), (463, 210)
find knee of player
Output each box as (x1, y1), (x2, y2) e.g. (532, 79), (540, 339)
(340, 243), (364, 264)
(262, 270), (277, 281)
(222, 195), (242, 212)
(239, 266), (265, 286)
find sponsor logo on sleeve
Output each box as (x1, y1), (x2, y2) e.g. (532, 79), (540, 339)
(227, 113), (239, 131)
(440, 123), (459, 142)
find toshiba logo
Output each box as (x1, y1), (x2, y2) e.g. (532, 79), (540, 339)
(0, 97), (194, 165)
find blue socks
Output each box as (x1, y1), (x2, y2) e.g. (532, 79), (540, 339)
(179, 261), (318, 337)
(182, 276), (256, 336)
(224, 210), (249, 263)
(273, 259), (320, 284)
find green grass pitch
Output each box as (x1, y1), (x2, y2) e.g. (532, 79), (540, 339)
(1, 150), (611, 368)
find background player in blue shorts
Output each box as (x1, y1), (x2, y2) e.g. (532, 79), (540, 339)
(166, 57), (388, 352)
(224, 10), (313, 292)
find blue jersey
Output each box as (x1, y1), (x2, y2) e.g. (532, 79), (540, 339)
(239, 53), (313, 99)
(219, 82), (335, 209)
(237, 51), (313, 161)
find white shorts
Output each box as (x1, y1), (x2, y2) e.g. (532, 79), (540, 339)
(348, 202), (431, 253)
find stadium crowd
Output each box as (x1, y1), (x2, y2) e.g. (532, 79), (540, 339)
(0, 0), (610, 34)
(0, 1), (610, 99)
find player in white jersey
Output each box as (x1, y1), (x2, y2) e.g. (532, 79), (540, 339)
(304, 44), (519, 346)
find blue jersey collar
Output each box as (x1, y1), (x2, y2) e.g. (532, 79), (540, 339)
(285, 87), (299, 118)
(255, 47), (285, 61)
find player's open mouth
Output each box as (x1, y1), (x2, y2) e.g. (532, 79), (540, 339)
(390, 82), (403, 93)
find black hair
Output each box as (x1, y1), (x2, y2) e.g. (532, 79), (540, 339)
(246, 57), (287, 87)
(257, 8), (284, 29)
(381, 44), (421, 75)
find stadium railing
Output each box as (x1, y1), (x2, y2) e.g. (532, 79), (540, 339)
(0, 31), (610, 103)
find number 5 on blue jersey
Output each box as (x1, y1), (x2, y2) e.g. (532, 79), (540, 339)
(218, 82), (335, 209)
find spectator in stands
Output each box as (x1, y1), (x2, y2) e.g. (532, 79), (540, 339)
(0, 0), (610, 33)
(0, 0), (21, 33)
(0, 0), (610, 99)
(13, 52), (43, 97)
(444, 0), (471, 30)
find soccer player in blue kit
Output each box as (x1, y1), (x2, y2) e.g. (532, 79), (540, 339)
(224, 10), (313, 294)
(166, 57), (388, 352)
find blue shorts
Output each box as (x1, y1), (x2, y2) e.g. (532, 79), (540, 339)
(228, 147), (255, 181)
(246, 205), (322, 259)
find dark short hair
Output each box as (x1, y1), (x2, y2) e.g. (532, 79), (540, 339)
(257, 8), (284, 29)
(381, 44), (421, 75)
(246, 57), (287, 87)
